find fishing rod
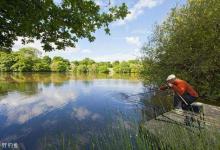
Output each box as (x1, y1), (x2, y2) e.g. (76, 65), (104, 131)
(126, 82), (176, 98)
(126, 88), (161, 97)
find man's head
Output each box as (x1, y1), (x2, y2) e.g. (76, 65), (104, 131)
(166, 74), (176, 84)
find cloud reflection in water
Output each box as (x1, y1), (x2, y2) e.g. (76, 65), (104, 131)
(0, 85), (77, 126)
(72, 107), (101, 121)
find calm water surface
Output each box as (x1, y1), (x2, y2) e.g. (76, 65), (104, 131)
(0, 73), (168, 149)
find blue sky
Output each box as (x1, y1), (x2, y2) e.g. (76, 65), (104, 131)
(12, 0), (186, 62)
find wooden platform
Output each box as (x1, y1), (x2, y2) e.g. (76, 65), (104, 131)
(143, 103), (220, 149)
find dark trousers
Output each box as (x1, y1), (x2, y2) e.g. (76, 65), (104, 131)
(174, 92), (197, 110)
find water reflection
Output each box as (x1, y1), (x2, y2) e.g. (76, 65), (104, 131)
(0, 85), (77, 125)
(0, 73), (150, 149)
(72, 107), (101, 121)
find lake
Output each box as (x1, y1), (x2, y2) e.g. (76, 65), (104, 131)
(0, 73), (172, 149)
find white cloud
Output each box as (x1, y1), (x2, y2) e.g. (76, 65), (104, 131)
(90, 52), (140, 62)
(134, 48), (140, 53)
(125, 36), (141, 47)
(95, 0), (115, 7)
(116, 0), (164, 25)
(81, 49), (92, 54)
(131, 29), (152, 35)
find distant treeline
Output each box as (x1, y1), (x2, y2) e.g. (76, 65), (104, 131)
(141, 0), (220, 99)
(0, 47), (142, 74)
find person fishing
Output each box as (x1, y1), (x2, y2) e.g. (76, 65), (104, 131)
(160, 74), (199, 110)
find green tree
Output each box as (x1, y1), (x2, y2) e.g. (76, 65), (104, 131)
(141, 0), (220, 99)
(17, 47), (41, 58)
(53, 56), (65, 62)
(120, 61), (131, 73)
(0, 0), (128, 51)
(11, 57), (33, 72)
(81, 58), (95, 66)
(50, 57), (70, 72)
(70, 63), (77, 72)
(113, 65), (121, 73)
(112, 61), (120, 66)
(10, 48), (39, 72)
(130, 64), (140, 73)
(42, 56), (52, 65)
(72, 61), (79, 66)
(88, 64), (98, 73)
(33, 59), (50, 72)
(0, 52), (16, 71)
(51, 61), (69, 72)
(98, 65), (109, 73)
(77, 64), (88, 73)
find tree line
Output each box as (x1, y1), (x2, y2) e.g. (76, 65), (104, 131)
(141, 0), (220, 99)
(0, 47), (142, 74)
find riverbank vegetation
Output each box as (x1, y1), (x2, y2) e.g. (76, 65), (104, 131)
(0, 47), (142, 74)
(141, 0), (220, 100)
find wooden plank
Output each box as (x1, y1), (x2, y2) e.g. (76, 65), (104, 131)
(143, 103), (220, 149)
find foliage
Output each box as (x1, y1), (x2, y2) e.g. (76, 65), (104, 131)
(33, 59), (51, 72)
(141, 0), (220, 99)
(11, 57), (33, 72)
(0, 52), (17, 71)
(42, 56), (52, 65)
(51, 57), (70, 72)
(113, 65), (121, 73)
(112, 60), (120, 66)
(70, 58), (142, 74)
(88, 64), (98, 73)
(130, 63), (141, 73)
(0, 0), (128, 51)
(9, 47), (42, 72)
(17, 47), (41, 58)
(81, 58), (95, 66)
(97, 65), (109, 73)
(120, 61), (131, 73)
(113, 61), (142, 73)
(0, 47), (55, 72)
(76, 64), (88, 73)
(0, 48), (142, 73)
(52, 61), (69, 72)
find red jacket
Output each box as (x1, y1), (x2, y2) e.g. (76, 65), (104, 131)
(160, 79), (199, 97)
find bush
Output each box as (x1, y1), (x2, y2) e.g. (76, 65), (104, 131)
(77, 64), (88, 73)
(98, 65), (109, 73)
(33, 61), (50, 72)
(51, 61), (69, 72)
(11, 58), (33, 72)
